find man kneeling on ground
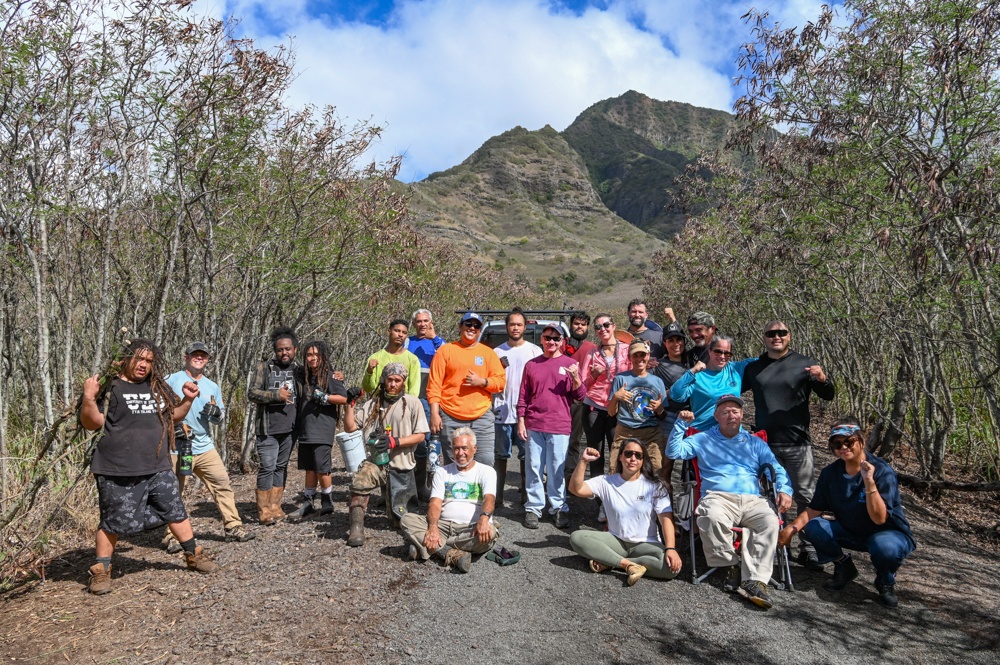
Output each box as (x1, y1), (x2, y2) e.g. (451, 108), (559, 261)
(400, 427), (498, 572)
(667, 395), (792, 610)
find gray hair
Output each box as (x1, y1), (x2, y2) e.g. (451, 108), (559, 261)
(709, 335), (735, 351)
(411, 308), (433, 324)
(452, 426), (477, 447)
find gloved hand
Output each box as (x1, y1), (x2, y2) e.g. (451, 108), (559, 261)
(345, 386), (362, 404)
(371, 434), (390, 455)
(310, 387), (329, 404)
(200, 401), (223, 423)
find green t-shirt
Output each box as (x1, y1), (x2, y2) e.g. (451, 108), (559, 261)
(361, 348), (422, 397)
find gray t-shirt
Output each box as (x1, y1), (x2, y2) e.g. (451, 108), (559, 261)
(609, 371), (666, 429)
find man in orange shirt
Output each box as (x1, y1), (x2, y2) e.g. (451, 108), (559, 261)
(427, 312), (506, 467)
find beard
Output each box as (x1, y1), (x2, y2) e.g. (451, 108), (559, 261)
(570, 329), (588, 341)
(630, 316), (645, 328)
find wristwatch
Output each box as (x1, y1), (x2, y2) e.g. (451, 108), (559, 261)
(481, 511), (493, 518)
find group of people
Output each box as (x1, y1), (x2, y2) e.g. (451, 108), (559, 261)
(80, 303), (915, 612)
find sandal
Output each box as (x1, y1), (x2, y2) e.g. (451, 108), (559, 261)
(625, 563), (647, 586)
(588, 560), (611, 573)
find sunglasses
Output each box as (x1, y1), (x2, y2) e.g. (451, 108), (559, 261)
(542, 335), (562, 342)
(711, 349), (733, 357)
(462, 321), (482, 329)
(831, 438), (858, 451)
(594, 322), (614, 330)
(622, 450), (644, 460)
(765, 329), (789, 338)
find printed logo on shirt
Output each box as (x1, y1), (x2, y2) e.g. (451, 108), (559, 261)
(858, 488), (866, 502)
(475, 356), (484, 366)
(122, 393), (162, 414)
(625, 386), (660, 420)
(444, 481), (484, 502)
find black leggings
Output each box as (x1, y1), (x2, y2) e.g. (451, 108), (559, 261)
(584, 407), (617, 478)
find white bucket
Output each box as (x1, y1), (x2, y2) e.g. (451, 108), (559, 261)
(335, 430), (366, 473)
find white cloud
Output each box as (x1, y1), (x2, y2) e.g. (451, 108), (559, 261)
(210, 0), (822, 181)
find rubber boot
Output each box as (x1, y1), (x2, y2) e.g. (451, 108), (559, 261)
(519, 459), (528, 505)
(347, 494), (368, 547)
(318, 491), (334, 516)
(256, 489), (275, 525)
(287, 494), (316, 523)
(414, 454), (431, 504)
(270, 486), (286, 522)
(494, 458), (508, 508)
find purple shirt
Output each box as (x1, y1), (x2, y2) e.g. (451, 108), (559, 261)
(517, 355), (587, 434)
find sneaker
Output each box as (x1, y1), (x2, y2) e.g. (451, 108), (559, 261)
(738, 580), (774, 609)
(317, 493), (335, 516)
(224, 525), (255, 543)
(823, 555), (858, 591)
(876, 583), (899, 608)
(407, 544), (419, 561)
(162, 534), (182, 554)
(444, 548), (472, 573)
(625, 563), (647, 587)
(555, 511), (570, 529)
(184, 546), (220, 574)
(287, 499), (316, 523)
(723, 565), (741, 593)
(797, 549), (824, 571)
(87, 563), (112, 595)
(597, 505), (607, 523)
(524, 512), (540, 529)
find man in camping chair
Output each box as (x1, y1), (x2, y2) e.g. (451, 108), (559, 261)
(667, 394), (792, 610)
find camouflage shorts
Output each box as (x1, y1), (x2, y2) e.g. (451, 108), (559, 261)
(349, 460), (388, 495)
(95, 470), (188, 535)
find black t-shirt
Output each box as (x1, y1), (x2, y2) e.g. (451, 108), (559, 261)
(265, 363), (297, 435)
(685, 345), (710, 367)
(650, 359), (689, 415)
(91, 379), (177, 476)
(741, 350), (835, 446)
(296, 371), (348, 445)
(634, 328), (664, 359)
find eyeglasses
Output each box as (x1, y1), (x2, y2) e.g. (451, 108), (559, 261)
(622, 450), (644, 460)
(764, 330), (789, 338)
(595, 322), (614, 330)
(831, 438), (858, 451)
(542, 335), (562, 342)
(711, 349), (733, 357)
(462, 321), (482, 330)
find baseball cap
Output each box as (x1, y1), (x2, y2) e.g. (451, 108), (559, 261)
(185, 341), (211, 356)
(829, 424), (861, 441)
(663, 321), (686, 339)
(460, 312), (483, 325)
(628, 339), (650, 356)
(687, 311), (716, 328)
(715, 394), (744, 408)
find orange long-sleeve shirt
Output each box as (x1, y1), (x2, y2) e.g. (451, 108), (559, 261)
(426, 341), (506, 421)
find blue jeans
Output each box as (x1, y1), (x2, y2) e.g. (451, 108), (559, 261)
(525, 430), (570, 516)
(256, 432), (294, 491)
(803, 517), (915, 587)
(495, 423), (526, 461)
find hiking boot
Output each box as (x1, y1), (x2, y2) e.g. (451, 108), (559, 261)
(287, 497), (316, 523)
(555, 511), (570, 529)
(797, 549), (824, 571)
(823, 555), (858, 591)
(444, 548), (472, 573)
(524, 512), (539, 529)
(162, 532), (182, 554)
(184, 546), (219, 573)
(270, 486), (286, 522)
(256, 489), (275, 526)
(723, 565), (741, 593)
(625, 563), (647, 587)
(224, 525), (255, 543)
(877, 583), (899, 608)
(738, 580), (773, 609)
(317, 492), (334, 516)
(88, 563), (112, 595)
(347, 495), (368, 547)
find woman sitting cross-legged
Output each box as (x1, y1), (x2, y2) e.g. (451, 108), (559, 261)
(778, 417), (916, 608)
(567, 440), (682, 586)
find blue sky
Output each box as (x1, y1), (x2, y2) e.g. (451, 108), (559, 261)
(206, 0), (830, 181)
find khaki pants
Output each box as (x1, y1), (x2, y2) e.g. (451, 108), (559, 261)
(174, 448), (242, 529)
(696, 491), (778, 584)
(400, 513), (497, 560)
(609, 425), (664, 473)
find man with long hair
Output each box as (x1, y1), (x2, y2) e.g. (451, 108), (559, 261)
(343, 363), (428, 547)
(80, 339), (219, 595)
(286, 340), (350, 522)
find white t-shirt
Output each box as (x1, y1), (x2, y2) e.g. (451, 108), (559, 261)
(584, 474), (672, 543)
(431, 462), (497, 524)
(493, 341), (542, 424)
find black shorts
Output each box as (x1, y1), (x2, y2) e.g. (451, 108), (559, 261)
(297, 443), (333, 474)
(95, 470), (188, 535)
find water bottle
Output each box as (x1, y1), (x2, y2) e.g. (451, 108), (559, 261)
(426, 434), (441, 487)
(175, 425), (193, 476)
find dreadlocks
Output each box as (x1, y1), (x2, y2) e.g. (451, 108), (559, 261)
(363, 363), (410, 431)
(117, 338), (177, 459)
(301, 340), (332, 389)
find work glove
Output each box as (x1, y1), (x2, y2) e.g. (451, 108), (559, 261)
(371, 434), (390, 456)
(345, 386), (363, 404)
(200, 401), (223, 423)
